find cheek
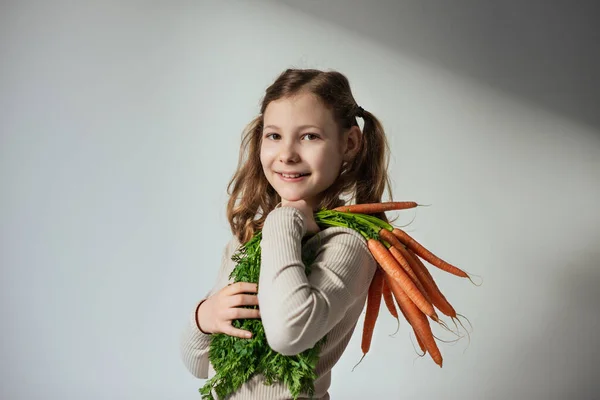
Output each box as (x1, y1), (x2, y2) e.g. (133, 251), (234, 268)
(259, 145), (272, 169)
(320, 148), (343, 169)
(313, 150), (343, 181)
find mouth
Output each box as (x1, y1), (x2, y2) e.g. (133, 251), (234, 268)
(278, 172), (309, 178)
(276, 172), (310, 181)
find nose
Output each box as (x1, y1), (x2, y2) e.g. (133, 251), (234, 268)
(279, 140), (300, 163)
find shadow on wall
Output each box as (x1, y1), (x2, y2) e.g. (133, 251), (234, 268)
(277, 0), (600, 132)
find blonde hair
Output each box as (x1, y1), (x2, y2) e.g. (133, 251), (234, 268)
(227, 69), (393, 243)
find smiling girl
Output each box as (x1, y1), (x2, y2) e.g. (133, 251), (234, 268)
(181, 69), (393, 399)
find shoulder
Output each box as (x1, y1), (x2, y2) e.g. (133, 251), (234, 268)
(314, 226), (367, 247)
(305, 226), (374, 265)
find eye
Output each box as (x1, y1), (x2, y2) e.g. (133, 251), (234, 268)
(302, 133), (320, 141)
(265, 133), (281, 140)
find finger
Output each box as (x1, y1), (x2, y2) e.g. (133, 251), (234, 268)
(222, 325), (254, 339)
(225, 282), (258, 295)
(227, 307), (261, 321)
(229, 294), (260, 307)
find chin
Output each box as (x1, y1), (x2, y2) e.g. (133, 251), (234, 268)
(278, 193), (305, 202)
(275, 188), (311, 202)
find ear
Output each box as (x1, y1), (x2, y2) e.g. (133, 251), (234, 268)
(342, 126), (362, 161)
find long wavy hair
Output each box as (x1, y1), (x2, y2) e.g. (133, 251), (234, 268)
(227, 69), (393, 243)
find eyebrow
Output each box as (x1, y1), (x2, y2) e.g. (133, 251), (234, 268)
(263, 124), (322, 131)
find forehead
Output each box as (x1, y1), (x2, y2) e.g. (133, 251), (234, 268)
(263, 93), (336, 129)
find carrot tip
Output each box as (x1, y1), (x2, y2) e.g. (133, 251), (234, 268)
(436, 319), (462, 338)
(456, 313), (474, 333)
(388, 318), (400, 337)
(433, 333), (462, 345)
(466, 273), (484, 286)
(351, 353), (366, 372)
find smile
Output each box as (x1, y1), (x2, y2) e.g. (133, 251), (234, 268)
(277, 172), (310, 181)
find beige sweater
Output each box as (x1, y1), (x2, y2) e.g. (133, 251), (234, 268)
(180, 207), (377, 399)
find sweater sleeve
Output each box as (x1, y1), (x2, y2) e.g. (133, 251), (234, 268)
(180, 236), (239, 379)
(258, 207), (376, 356)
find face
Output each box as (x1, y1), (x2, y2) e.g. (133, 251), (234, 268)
(260, 93), (348, 209)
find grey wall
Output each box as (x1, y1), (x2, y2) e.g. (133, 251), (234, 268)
(1, 1), (598, 399)
(280, 0), (600, 131)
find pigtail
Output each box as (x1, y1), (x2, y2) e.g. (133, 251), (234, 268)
(354, 109), (393, 206)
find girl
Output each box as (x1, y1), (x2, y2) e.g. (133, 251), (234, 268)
(180, 68), (393, 399)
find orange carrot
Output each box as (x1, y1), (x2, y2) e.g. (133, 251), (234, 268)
(407, 248), (474, 342)
(333, 201), (418, 214)
(382, 278), (398, 319)
(389, 246), (431, 304)
(381, 278), (400, 335)
(379, 228), (404, 249)
(367, 239), (438, 321)
(392, 228), (468, 278)
(361, 267), (384, 355)
(414, 329), (427, 355)
(393, 292), (427, 355)
(404, 248), (456, 318)
(385, 273), (443, 367)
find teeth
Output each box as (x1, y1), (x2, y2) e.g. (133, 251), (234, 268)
(281, 173), (304, 178)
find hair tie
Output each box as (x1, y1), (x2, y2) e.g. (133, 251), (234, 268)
(356, 106), (365, 118)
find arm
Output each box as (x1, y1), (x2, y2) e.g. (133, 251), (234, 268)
(179, 236), (239, 378)
(258, 207), (376, 356)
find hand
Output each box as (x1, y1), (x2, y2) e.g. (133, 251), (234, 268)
(280, 199), (321, 235)
(196, 282), (260, 339)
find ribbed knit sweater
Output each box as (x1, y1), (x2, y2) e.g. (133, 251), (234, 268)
(180, 207), (377, 399)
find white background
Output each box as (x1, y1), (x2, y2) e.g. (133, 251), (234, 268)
(2, 1), (599, 399)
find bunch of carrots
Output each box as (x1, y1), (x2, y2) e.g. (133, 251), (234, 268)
(201, 201), (474, 399)
(314, 201), (475, 368)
